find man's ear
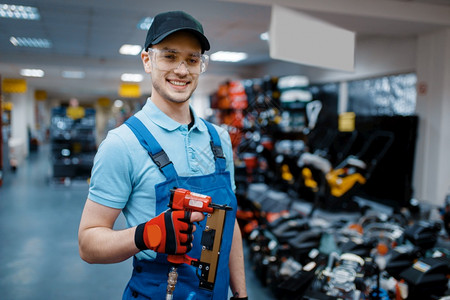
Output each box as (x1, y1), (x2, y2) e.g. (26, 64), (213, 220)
(141, 50), (151, 73)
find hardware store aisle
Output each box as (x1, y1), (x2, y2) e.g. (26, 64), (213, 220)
(0, 144), (272, 300)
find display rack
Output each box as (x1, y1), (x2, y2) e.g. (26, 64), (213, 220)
(216, 75), (447, 300)
(49, 107), (96, 182)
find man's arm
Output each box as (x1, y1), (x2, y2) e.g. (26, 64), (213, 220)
(78, 198), (205, 264)
(78, 199), (139, 264)
(229, 219), (248, 298)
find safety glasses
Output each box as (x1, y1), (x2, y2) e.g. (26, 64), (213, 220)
(147, 48), (209, 74)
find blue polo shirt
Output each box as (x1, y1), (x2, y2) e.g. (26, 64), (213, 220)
(88, 98), (235, 241)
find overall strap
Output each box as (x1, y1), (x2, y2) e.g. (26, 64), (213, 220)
(125, 116), (178, 180)
(201, 119), (227, 173)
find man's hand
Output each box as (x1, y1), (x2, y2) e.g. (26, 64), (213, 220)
(135, 210), (204, 254)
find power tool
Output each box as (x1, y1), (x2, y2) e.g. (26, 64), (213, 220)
(165, 188), (232, 299)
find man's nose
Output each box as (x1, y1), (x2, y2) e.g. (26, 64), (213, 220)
(174, 61), (189, 74)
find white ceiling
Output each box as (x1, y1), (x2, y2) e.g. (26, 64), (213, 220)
(0, 0), (449, 103)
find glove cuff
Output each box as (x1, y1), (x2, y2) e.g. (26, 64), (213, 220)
(135, 223), (147, 251)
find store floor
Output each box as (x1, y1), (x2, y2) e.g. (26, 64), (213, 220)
(0, 143), (273, 300)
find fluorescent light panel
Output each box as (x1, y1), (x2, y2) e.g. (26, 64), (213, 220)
(114, 100), (124, 108)
(62, 71), (85, 79)
(20, 69), (44, 77)
(121, 73), (143, 82)
(210, 51), (248, 63)
(10, 36), (52, 48)
(0, 4), (40, 20)
(260, 32), (269, 41)
(137, 17), (153, 30)
(119, 44), (142, 55)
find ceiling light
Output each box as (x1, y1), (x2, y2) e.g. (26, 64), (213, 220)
(114, 99), (123, 108)
(260, 32), (269, 41)
(119, 44), (142, 56)
(20, 69), (44, 77)
(10, 36), (52, 48)
(137, 17), (153, 30)
(0, 4), (40, 20)
(210, 51), (248, 63)
(62, 71), (85, 79)
(121, 73), (143, 82)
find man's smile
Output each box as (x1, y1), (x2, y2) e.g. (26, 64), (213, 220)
(168, 80), (188, 86)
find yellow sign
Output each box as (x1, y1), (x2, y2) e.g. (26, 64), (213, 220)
(2, 101), (13, 111)
(2, 78), (27, 93)
(119, 84), (141, 98)
(339, 112), (356, 132)
(35, 90), (47, 100)
(67, 106), (86, 120)
(97, 97), (111, 107)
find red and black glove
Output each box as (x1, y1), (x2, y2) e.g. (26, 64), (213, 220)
(134, 210), (194, 254)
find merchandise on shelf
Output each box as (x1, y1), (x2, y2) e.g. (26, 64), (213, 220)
(50, 106), (96, 180)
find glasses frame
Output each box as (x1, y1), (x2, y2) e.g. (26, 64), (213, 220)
(147, 48), (209, 74)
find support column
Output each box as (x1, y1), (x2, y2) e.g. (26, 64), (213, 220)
(414, 28), (450, 206)
(10, 88), (34, 166)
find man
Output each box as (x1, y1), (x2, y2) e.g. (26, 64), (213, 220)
(78, 11), (248, 300)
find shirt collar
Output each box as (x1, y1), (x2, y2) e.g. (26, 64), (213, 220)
(142, 98), (207, 132)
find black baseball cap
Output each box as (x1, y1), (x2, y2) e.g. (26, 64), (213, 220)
(144, 11), (210, 53)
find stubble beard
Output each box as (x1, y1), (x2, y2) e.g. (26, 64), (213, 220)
(152, 77), (196, 104)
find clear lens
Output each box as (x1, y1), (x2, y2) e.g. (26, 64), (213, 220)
(148, 48), (209, 74)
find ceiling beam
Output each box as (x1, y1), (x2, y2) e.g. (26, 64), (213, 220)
(218, 0), (450, 26)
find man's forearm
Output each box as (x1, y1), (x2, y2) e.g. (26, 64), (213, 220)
(229, 220), (247, 297)
(79, 226), (139, 264)
(78, 199), (140, 264)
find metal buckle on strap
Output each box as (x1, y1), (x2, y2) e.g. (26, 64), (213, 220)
(150, 150), (172, 169)
(210, 141), (225, 159)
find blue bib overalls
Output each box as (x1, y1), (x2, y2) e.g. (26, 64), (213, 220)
(123, 116), (237, 300)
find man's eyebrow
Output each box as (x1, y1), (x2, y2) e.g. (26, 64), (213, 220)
(161, 47), (201, 53)
(159, 47), (201, 57)
(161, 47), (177, 52)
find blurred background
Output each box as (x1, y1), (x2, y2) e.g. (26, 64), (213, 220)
(1, 0), (450, 299)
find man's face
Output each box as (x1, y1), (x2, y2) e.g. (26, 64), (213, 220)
(143, 31), (203, 104)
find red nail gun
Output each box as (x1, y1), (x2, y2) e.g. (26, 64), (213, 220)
(165, 188), (232, 298)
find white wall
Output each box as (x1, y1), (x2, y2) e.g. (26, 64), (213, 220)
(414, 28), (450, 206)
